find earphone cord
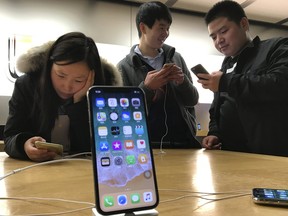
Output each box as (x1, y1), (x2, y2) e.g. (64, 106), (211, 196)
(159, 85), (168, 154)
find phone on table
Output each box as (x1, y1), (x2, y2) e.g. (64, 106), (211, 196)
(34, 141), (63, 155)
(87, 86), (159, 215)
(191, 64), (209, 80)
(252, 188), (288, 206)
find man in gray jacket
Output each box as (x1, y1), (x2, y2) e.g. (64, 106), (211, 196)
(117, 1), (200, 149)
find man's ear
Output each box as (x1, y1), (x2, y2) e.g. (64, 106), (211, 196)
(139, 22), (147, 35)
(240, 17), (249, 31)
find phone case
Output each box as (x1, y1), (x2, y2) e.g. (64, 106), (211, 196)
(163, 63), (174, 68)
(191, 64), (209, 75)
(87, 86), (159, 215)
(34, 141), (63, 155)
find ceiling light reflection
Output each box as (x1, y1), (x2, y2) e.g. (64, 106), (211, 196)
(192, 150), (215, 211)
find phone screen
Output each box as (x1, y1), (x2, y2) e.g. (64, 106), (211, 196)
(87, 86), (159, 215)
(252, 188), (288, 205)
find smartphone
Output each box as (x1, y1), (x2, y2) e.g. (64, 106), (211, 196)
(191, 64), (209, 79)
(252, 188), (288, 206)
(163, 63), (174, 69)
(87, 86), (159, 215)
(34, 141), (63, 155)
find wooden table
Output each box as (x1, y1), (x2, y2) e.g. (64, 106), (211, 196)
(0, 149), (287, 215)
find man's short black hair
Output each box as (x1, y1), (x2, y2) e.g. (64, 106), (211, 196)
(136, 1), (172, 38)
(205, 1), (247, 26)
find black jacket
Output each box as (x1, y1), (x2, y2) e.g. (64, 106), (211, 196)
(4, 42), (122, 160)
(208, 36), (288, 156)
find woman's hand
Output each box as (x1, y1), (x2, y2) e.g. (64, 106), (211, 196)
(24, 137), (57, 162)
(73, 70), (95, 103)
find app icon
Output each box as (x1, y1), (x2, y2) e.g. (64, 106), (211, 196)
(99, 141), (109, 151)
(104, 196), (114, 207)
(120, 98), (129, 107)
(109, 111), (118, 121)
(114, 156), (123, 166)
(123, 126), (132, 135)
(132, 98), (140, 107)
(117, 195), (127, 206)
(121, 111), (130, 121)
(144, 170), (152, 179)
(131, 193), (140, 204)
(135, 125), (144, 135)
(96, 112), (106, 121)
(98, 126), (108, 136)
(96, 98), (105, 108)
(124, 140), (134, 149)
(126, 155), (136, 165)
(143, 192), (153, 203)
(111, 126), (120, 135)
(137, 139), (146, 149)
(108, 98), (117, 107)
(112, 141), (122, 150)
(133, 111), (142, 121)
(138, 154), (148, 164)
(101, 157), (110, 166)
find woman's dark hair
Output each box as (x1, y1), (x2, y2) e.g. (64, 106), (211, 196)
(37, 32), (105, 133)
(136, 1), (172, 38)
(205, 1), (247, 26)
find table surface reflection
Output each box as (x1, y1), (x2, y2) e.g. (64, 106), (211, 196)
(0, 149), (287, 215)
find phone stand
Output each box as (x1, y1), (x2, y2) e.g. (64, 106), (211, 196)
(92, 208), (158, 216)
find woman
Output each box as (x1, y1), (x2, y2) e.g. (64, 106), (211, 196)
(4, 32), (122, 161)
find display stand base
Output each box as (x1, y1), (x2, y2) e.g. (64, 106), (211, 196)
(92, 208), (158, 216)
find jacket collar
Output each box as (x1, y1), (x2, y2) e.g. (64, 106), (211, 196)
(129, 44), (175, 68)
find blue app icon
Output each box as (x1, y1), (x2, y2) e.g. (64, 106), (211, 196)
(135, 125), (144, 135)
(117, 195), (127, 206)
(96, 98), (105, 107)
(99, 141), (109, 151)
(122, 111), (130, 121)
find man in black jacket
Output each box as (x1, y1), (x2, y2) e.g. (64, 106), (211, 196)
(198, 1), (288, 156)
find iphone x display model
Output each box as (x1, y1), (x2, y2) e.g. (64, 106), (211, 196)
(252, 188), (288, 206)
(87, 86), (159, 215)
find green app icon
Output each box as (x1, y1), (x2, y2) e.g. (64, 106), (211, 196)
(131, 193), (140, 204)
(126, 155), (136, 165)
(104, 196), (114, 207)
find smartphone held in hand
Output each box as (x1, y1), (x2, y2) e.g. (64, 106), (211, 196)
(163, 63), (174, 69)
(191, 64), (209, 80)
(34, 141), (63, 155)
